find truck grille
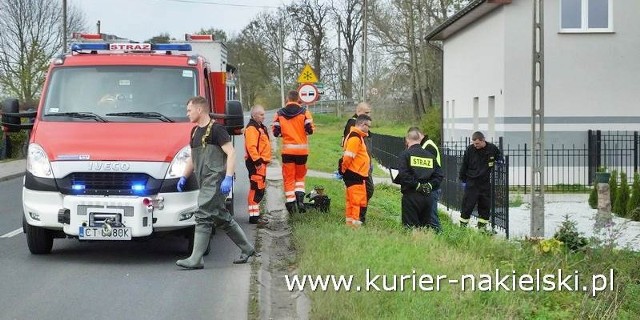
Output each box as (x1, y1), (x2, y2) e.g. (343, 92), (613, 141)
(57, 172), (162, 196)
(71, 172), (149, 189)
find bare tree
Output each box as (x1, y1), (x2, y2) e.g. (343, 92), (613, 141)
(368, 0), (469, 118)
(286, 0), (331, 79)
(0, 0), (86, 104)
(332, 0), (362, 101)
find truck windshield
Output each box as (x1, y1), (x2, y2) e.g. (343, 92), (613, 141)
(42, 66), (197, 122)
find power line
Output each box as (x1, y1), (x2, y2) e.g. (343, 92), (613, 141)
(161, 0), (279, 9)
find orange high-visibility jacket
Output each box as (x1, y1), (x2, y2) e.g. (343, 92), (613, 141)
(244, 118), (271, 165)
(272, 103), (314, 156)
(341, 127), (370, 179)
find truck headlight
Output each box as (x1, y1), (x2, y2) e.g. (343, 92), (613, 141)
(165, 145), (191, 179)
(27, 143), (53, 178)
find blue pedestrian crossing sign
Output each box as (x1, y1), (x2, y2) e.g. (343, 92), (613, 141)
(297, 64), (318, 83)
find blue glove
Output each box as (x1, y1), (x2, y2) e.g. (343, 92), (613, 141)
(461, 182), (467, 189)
(177, 176), (187, 192)
(221, 175), (233, 195)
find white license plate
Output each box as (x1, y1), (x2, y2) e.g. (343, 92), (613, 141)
(79, 226), (132, 240)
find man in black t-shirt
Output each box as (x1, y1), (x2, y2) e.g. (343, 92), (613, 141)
(175, 96), (255, 269)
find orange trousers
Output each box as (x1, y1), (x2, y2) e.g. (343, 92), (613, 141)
(345, 181), (367, 226)
(247, 163), (266, 218)
(282, 155), (307, 203)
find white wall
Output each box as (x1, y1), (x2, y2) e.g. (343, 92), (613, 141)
(443, 7), (506, 143)
(502, 0), (640, 146)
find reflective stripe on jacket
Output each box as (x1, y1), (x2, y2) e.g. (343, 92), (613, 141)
(272, 103), (315, 155)
(341, 127), (370, 180)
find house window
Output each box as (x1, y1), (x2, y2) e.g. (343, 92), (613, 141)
(561, 0), (612, 32)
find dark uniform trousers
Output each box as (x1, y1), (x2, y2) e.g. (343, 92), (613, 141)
(460, 179), (491, 222)
(402, 190), (435, 228)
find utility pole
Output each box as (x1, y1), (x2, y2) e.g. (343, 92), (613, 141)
(337, 19), (343, 118)
(278, 9), (285, 106)
(530, 0), (545, 237)
(62, 0), (67, 51)
(361, 0), (368, 102)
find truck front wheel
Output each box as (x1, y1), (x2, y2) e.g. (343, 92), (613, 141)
(24, 217), (54, 254)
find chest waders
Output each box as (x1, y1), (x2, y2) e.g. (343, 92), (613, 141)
(176, 135), (255, 269)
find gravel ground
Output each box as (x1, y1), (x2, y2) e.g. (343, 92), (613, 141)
(444, 194), (640, 251)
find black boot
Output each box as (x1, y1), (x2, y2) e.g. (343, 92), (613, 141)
(295, 191), (306, 213)
(285, 202), (297, 214)
(359, 207), (367, 224)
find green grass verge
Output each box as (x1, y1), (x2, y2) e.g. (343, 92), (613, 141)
(292, 114), (640, 318)
(291, 176), (640, 319)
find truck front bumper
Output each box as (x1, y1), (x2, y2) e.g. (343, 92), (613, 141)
(22, 188), (199, 237)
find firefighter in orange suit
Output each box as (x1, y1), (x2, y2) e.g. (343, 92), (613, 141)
(244, 105), (271, 225)
(272, 90), (315, 214)
(340, 114), (371, 227)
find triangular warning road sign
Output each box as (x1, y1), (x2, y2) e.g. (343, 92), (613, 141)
(297, 63), (318, 83)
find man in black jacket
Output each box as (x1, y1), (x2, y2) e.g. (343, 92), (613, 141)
(408, 127), (442, 232)
(393, 129), (443, 229)
(458, 131), (503, 231)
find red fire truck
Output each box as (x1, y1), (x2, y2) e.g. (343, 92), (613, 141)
(2, 34), (243, 254)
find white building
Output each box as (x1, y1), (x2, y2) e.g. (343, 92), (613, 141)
(426, 0), (639, 147)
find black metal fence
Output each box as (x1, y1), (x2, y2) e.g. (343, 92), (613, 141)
(588, 130), (640, 184)
(441, 130), (640, 193)
(369, 132), (509, 236)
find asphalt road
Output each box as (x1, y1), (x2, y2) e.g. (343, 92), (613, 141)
(0, 112), (259, 320)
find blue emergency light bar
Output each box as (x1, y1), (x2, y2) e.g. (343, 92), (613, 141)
(70, 43), (192, 52)
(153, 43), (192, 51)
(71, 43), (109, 51)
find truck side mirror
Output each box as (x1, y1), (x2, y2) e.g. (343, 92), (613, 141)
(210, 100), (244, 135)
(1, 99), (21, 132)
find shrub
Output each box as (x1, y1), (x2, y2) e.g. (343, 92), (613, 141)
(609, 170), (618, 211)
(420, 106), (442, 145)
(626, 172), (640, 215)
(553, 215), (588, 252)
(614, 172), (630, 217)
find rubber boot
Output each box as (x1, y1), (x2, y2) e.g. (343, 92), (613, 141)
(478, 222), (497, 235)
(285, 201), (297, 215)
(176, 226), (211, 269)
(222, 220), (256, 264)
(359, 206), (367, 224)
(295, 191), (306, 213)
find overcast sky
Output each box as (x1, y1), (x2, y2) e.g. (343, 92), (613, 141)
(71, 0), (293, 42)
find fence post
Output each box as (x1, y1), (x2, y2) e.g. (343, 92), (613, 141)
(635, 131), (638, 174)
(524, 143), (528, 194)
(596, 130), (602, 171)
(588, 129), (593, 185)
(0, 131), (7, 160)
